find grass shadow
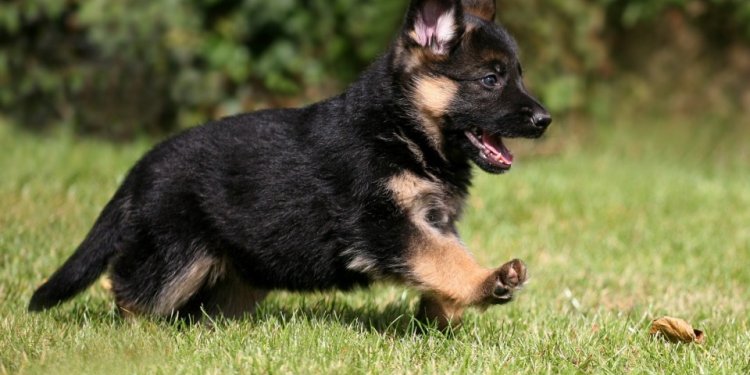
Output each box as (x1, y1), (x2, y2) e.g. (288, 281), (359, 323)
(33, 290), (459, 338)
(249, 298), (450, 337)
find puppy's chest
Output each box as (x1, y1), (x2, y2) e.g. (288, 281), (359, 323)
(387, 172), (465, 235)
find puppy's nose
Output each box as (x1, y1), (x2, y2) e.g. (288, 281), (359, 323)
(531, 112), (552, 129)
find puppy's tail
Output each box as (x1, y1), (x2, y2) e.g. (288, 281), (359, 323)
(28, 191), (129, 312)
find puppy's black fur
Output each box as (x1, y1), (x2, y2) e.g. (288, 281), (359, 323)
(30, 0), (550, 328)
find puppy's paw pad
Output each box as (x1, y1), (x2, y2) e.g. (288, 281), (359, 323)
(491, 285), (513, 300)
(484, 259), (527, 305)
(498, 258), (527, 289)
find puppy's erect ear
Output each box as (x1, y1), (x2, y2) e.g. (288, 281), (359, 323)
(461, 0), (496, 22)
(403, 0), (463, 55)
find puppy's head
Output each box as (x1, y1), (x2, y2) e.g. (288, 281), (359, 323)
(395, 0), (551, 173)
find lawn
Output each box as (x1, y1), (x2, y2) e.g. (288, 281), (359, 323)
(1, 118), (748, 374)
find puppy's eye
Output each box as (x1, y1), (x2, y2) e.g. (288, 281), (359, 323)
(481, 74), (499, 88)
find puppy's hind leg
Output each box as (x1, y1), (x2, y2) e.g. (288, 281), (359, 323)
(416, 294), (465, 331)
(182, 261), (268, 320)
(110, 240), (224, 318)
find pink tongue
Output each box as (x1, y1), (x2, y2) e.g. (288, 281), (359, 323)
(482, 130), (513, 165)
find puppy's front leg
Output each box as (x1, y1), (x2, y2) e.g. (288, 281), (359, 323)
(407, 235), (527, 329)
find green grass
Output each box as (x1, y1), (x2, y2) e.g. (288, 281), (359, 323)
(1, 119), (749, 374)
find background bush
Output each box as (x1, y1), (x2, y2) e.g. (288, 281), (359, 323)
(1, 0), (748, 138)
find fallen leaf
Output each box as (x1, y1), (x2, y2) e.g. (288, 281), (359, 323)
(649, 316), (705, 344)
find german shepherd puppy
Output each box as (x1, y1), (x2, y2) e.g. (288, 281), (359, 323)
(29, 0), (551, 329)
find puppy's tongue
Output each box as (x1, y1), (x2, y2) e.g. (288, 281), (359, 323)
(482, 130), (514, 166)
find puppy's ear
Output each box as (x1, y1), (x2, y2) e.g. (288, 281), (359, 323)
(403, 0), (464, 55)
(461, 0), (496, 22)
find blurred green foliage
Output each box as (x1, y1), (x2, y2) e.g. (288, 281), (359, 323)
(1, 0), (748, 138)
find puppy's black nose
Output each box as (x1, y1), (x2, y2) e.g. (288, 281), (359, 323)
(532, 112), (552, 129)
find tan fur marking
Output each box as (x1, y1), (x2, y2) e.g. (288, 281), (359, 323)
(412, 75), (458, 153)
(388, 172), (490, 306)
(414, 75), (458, 119)
(408, 235), (493, 305)
(388, 171), (462, 227)
(388, 171), (441, 212)
(155, 256), (220, 315)
(408, 30), (420, 45)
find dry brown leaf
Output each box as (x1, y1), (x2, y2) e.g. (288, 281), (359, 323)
(649, 316), (705, 344)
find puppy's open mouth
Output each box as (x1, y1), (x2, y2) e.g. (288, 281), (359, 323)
(465, 129), (514, 169)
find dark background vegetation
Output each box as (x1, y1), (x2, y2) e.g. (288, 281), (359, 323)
(1, 0), (749, 139)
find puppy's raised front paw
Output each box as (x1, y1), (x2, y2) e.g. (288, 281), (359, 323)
(484, 258), (527, 305)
